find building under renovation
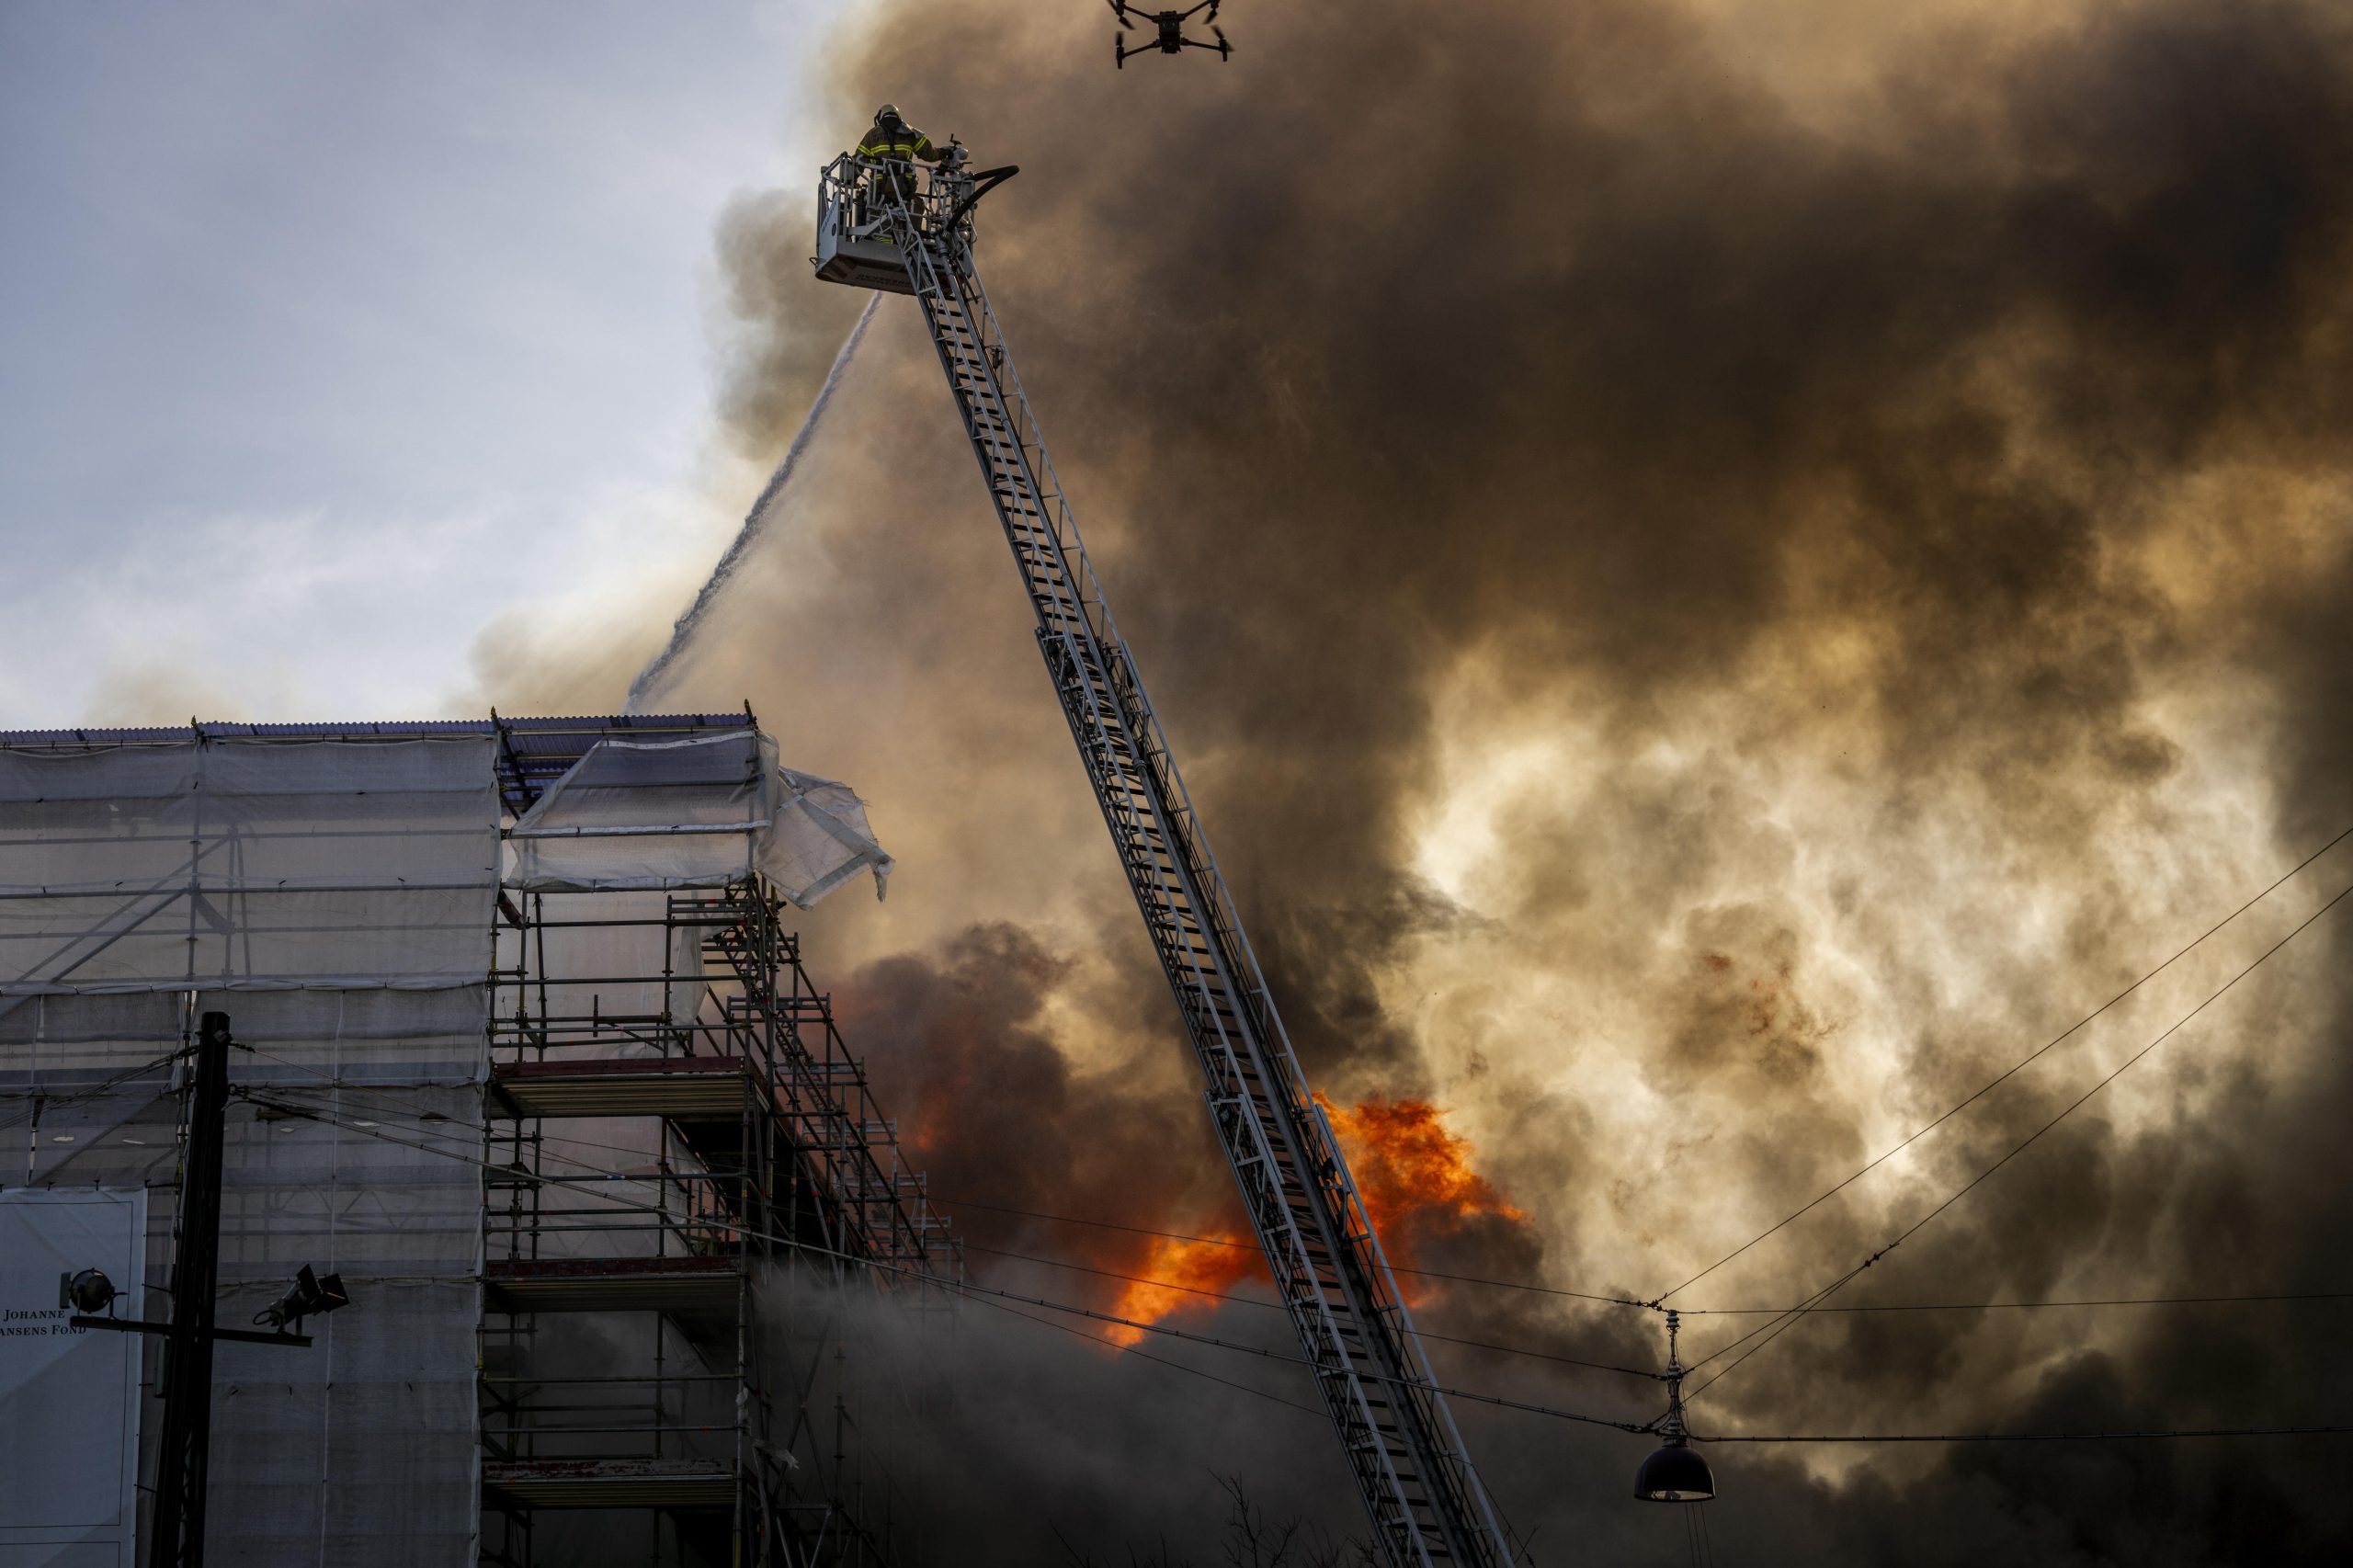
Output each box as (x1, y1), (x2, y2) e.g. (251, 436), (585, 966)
(0, 713), (959, 1567)
(5, 146), (1528, 1568)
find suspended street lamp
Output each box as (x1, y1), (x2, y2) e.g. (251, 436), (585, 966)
(1634, 1309), (1716, 1503)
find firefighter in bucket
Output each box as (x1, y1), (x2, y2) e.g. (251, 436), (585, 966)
(856, 104), (951, 225)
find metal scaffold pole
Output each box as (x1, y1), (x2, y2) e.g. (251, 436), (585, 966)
(480, 856), (959, 1566)
(813, 152), (1512, 1567)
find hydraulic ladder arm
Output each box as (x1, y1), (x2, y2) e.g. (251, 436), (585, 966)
(817, 151), (1513, 1567)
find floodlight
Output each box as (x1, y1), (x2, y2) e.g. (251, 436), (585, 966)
(59, 1268), (118, 1314)
(255, 1265), (350, 1333)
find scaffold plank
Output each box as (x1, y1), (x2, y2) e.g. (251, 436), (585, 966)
(492, 1056), (757, 1119)
(483, 1459), (738, 1512)
(484, 1256), (743, 1315)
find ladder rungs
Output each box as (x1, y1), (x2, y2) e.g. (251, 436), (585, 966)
(922, 225), (1497, 1563)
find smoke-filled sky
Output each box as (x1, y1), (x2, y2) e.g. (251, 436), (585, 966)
(9, 1), (2353, 1562)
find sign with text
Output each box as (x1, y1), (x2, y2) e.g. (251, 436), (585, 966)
(0, 1187), (146, 1567)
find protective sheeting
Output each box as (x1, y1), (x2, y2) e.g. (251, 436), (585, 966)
(0, 1187), (147, 1568)
(0, 738), (500, 994)
(768, 767), (897, 906)
(0, 1006), (492, 1568)
(0, 735), (493, 1568)
(0, 722), (899, 1566)
(506, 731), (892, 904)
(206, 1279), (480, 1566)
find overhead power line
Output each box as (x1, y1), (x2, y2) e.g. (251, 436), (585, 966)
(935, 1192), (1652, 1309)
(962, 1289), (1331, 1421)
(1682, 876), (2353, 1403)
(958, 1238), (1666, 1381)
(248, 1090), (1659, 1436)
(852, 1191), (2353, 1324)
(1694, 1424), (2353, 1444)
(240, 1062), (1342, 1426)
(237, 1091), (2353, 1450)
(244, 1068), (2353, 1330)
(0, 1044), (192, 1132)
(1681, 1290), (2353, 1316)
(1654, 821), (2353, 1310)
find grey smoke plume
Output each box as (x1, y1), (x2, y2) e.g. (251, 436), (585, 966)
(597, 0), (2353, 1560)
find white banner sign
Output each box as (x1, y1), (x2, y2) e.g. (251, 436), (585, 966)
(0, 1187), (147, 1567)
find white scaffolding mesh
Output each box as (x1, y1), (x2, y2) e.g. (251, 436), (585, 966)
(506, 731), (893, 905)
(0, 723), (903, 1567)
(0, 739), (497, 993)
(0, 735), (497, 1568)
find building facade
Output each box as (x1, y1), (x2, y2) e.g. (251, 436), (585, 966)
(0, 716), (953, 1568)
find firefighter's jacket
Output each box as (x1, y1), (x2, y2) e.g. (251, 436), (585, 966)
(856, 122), (937, 165)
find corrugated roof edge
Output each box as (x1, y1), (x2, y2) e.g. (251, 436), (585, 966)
(0, 713), (767, 817)
(0, 714), (755, 746)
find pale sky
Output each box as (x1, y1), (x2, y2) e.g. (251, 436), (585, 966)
(0, 1), (847, 728)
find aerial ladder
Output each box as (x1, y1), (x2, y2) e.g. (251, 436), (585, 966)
(814, 147), (1514, 1568)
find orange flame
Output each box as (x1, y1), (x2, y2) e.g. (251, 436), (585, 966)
(1104, 1232), (1257, 1346)
(1316, 1093), (1524, 1283)
(1102, 1097), (1522, 1344)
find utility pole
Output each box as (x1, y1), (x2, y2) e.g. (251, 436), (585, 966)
(148, 1009), (230, 1568)
(65, 1012), (345, 1568)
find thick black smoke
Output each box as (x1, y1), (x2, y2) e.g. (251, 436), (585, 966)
(584, 0), (2353, 1560)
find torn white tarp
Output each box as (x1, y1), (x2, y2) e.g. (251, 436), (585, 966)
(767, 767), (897, 905)
(505, 731), (892, 905)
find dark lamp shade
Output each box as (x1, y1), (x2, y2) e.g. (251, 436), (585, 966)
(63, 1268), (118, 1313)
(1633, 1440), (1716, 1502)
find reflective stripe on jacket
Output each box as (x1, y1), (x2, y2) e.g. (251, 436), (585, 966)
(857, 123), (935, 163)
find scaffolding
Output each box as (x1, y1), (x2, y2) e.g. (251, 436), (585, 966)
(479, 876), (961, 1567)
(0, 713), (949, 1568)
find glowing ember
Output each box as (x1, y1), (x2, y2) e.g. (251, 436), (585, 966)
(1103, 1233), (1257, 1347)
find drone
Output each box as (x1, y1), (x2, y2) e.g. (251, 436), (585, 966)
(1108, 1), (1231, 68)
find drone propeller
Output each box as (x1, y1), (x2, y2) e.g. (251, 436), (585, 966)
(1212, 23), (1230, 58)
(1105, 0), (1137, 28)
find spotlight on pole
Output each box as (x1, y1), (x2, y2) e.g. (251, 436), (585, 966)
(254, 1265), (349, 1334)
(1634, 1309), (1716, 1503)
(59, 1267), (119, 1315)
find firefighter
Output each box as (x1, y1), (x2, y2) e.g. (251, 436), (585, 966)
(856, 104), (949, 213)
